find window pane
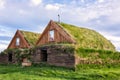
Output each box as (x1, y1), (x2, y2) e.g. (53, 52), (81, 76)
(16, 38), (20, 46)
(49, 30), (54, 41)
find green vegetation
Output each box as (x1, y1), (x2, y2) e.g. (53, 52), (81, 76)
(2, 48), (31, 63)
(57, 22), (115, 51)
(20, 30), (40, 46)
(76, 48), (120, 64)
(0, 63), (120, 80)
(38, 43), (75, 53)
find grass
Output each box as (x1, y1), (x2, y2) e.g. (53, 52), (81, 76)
(57, 22), (115, 51)
(20, 30), (40, 46)
(76, 48), (120, 64)
(0, 63), (120, 80)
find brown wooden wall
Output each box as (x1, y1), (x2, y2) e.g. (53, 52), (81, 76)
(37, 20), (75, 45)
(8, 30), (30, 49)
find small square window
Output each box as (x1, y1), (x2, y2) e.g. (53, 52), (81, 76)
(16, 37), (20, 46)
(49, 30), (54, 41)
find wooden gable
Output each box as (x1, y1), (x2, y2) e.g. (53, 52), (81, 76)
(36, 20), (75, 46)
(7, 30), (30, 49)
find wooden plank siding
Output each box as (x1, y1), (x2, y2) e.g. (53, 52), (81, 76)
(36, 20), (76, 46)
(7, 30), (30, 49)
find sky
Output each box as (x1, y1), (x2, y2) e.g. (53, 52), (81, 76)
(0, 0), (120, 52)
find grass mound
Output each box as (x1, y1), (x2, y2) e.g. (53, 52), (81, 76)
(76, 48), (120, 64)
(57, 22), (115, 51)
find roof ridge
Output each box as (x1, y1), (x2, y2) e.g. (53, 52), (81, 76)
(19, 30), (40, 34)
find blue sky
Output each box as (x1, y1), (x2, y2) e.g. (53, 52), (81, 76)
(0, 0), (120, 52)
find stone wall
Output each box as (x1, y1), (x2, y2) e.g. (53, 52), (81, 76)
(0, 52), (18, 64)
(31, 49), (41, 63)
(31, 44), (75, 68)
(0, 44), (76, 68)
(0, 54), (8, 64)
(47, 49), (75, 68)
(39, 44), (75, 68)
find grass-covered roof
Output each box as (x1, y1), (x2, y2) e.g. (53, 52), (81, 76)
(20, 30), (40, 47)
(56, 22), (115, 51)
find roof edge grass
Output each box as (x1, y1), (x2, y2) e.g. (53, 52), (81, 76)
(20, 30), (40, 47)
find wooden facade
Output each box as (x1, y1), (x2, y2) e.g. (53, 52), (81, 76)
(8, 20), (76, 48)
(36, 20), (75, 45)
(7, 30), (30, 49)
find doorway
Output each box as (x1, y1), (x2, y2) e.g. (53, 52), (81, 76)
(8, 53), (12, 62)
(41, 49), (47, 62)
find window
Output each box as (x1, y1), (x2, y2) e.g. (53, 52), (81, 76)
(16, 37), (20, 46)
(49, 30), (54, 41)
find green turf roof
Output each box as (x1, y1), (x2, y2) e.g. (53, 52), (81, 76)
(56, 22), (115, 51)
(20, 30), (40, 47)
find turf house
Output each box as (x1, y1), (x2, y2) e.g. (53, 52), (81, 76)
(0, 20), (118, 68)
(0, 30), (40, 64)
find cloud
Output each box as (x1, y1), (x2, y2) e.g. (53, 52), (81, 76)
(97, 0), (104, 3)
(0, 25), (14, 37)
(0, 25), (13, 52)
(18, 9), (28, 15)
(29, 0), (42, 6)
(0, 0), (119, 26)
(0, 40), (10, 45)
(0, 40), (10, 52)
(98, 31), (120, 51)
(81, 0), (85, 3)
(107, 8), (120, 25)
(112, 41), (120, 51)
(45, 4), (61, 11)
(0, 0), (5, 9)
(107, 37), (120, 51)
(0, 44), (7, 52)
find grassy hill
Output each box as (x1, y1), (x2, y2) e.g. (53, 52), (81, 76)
(57, 22), (115, 51)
